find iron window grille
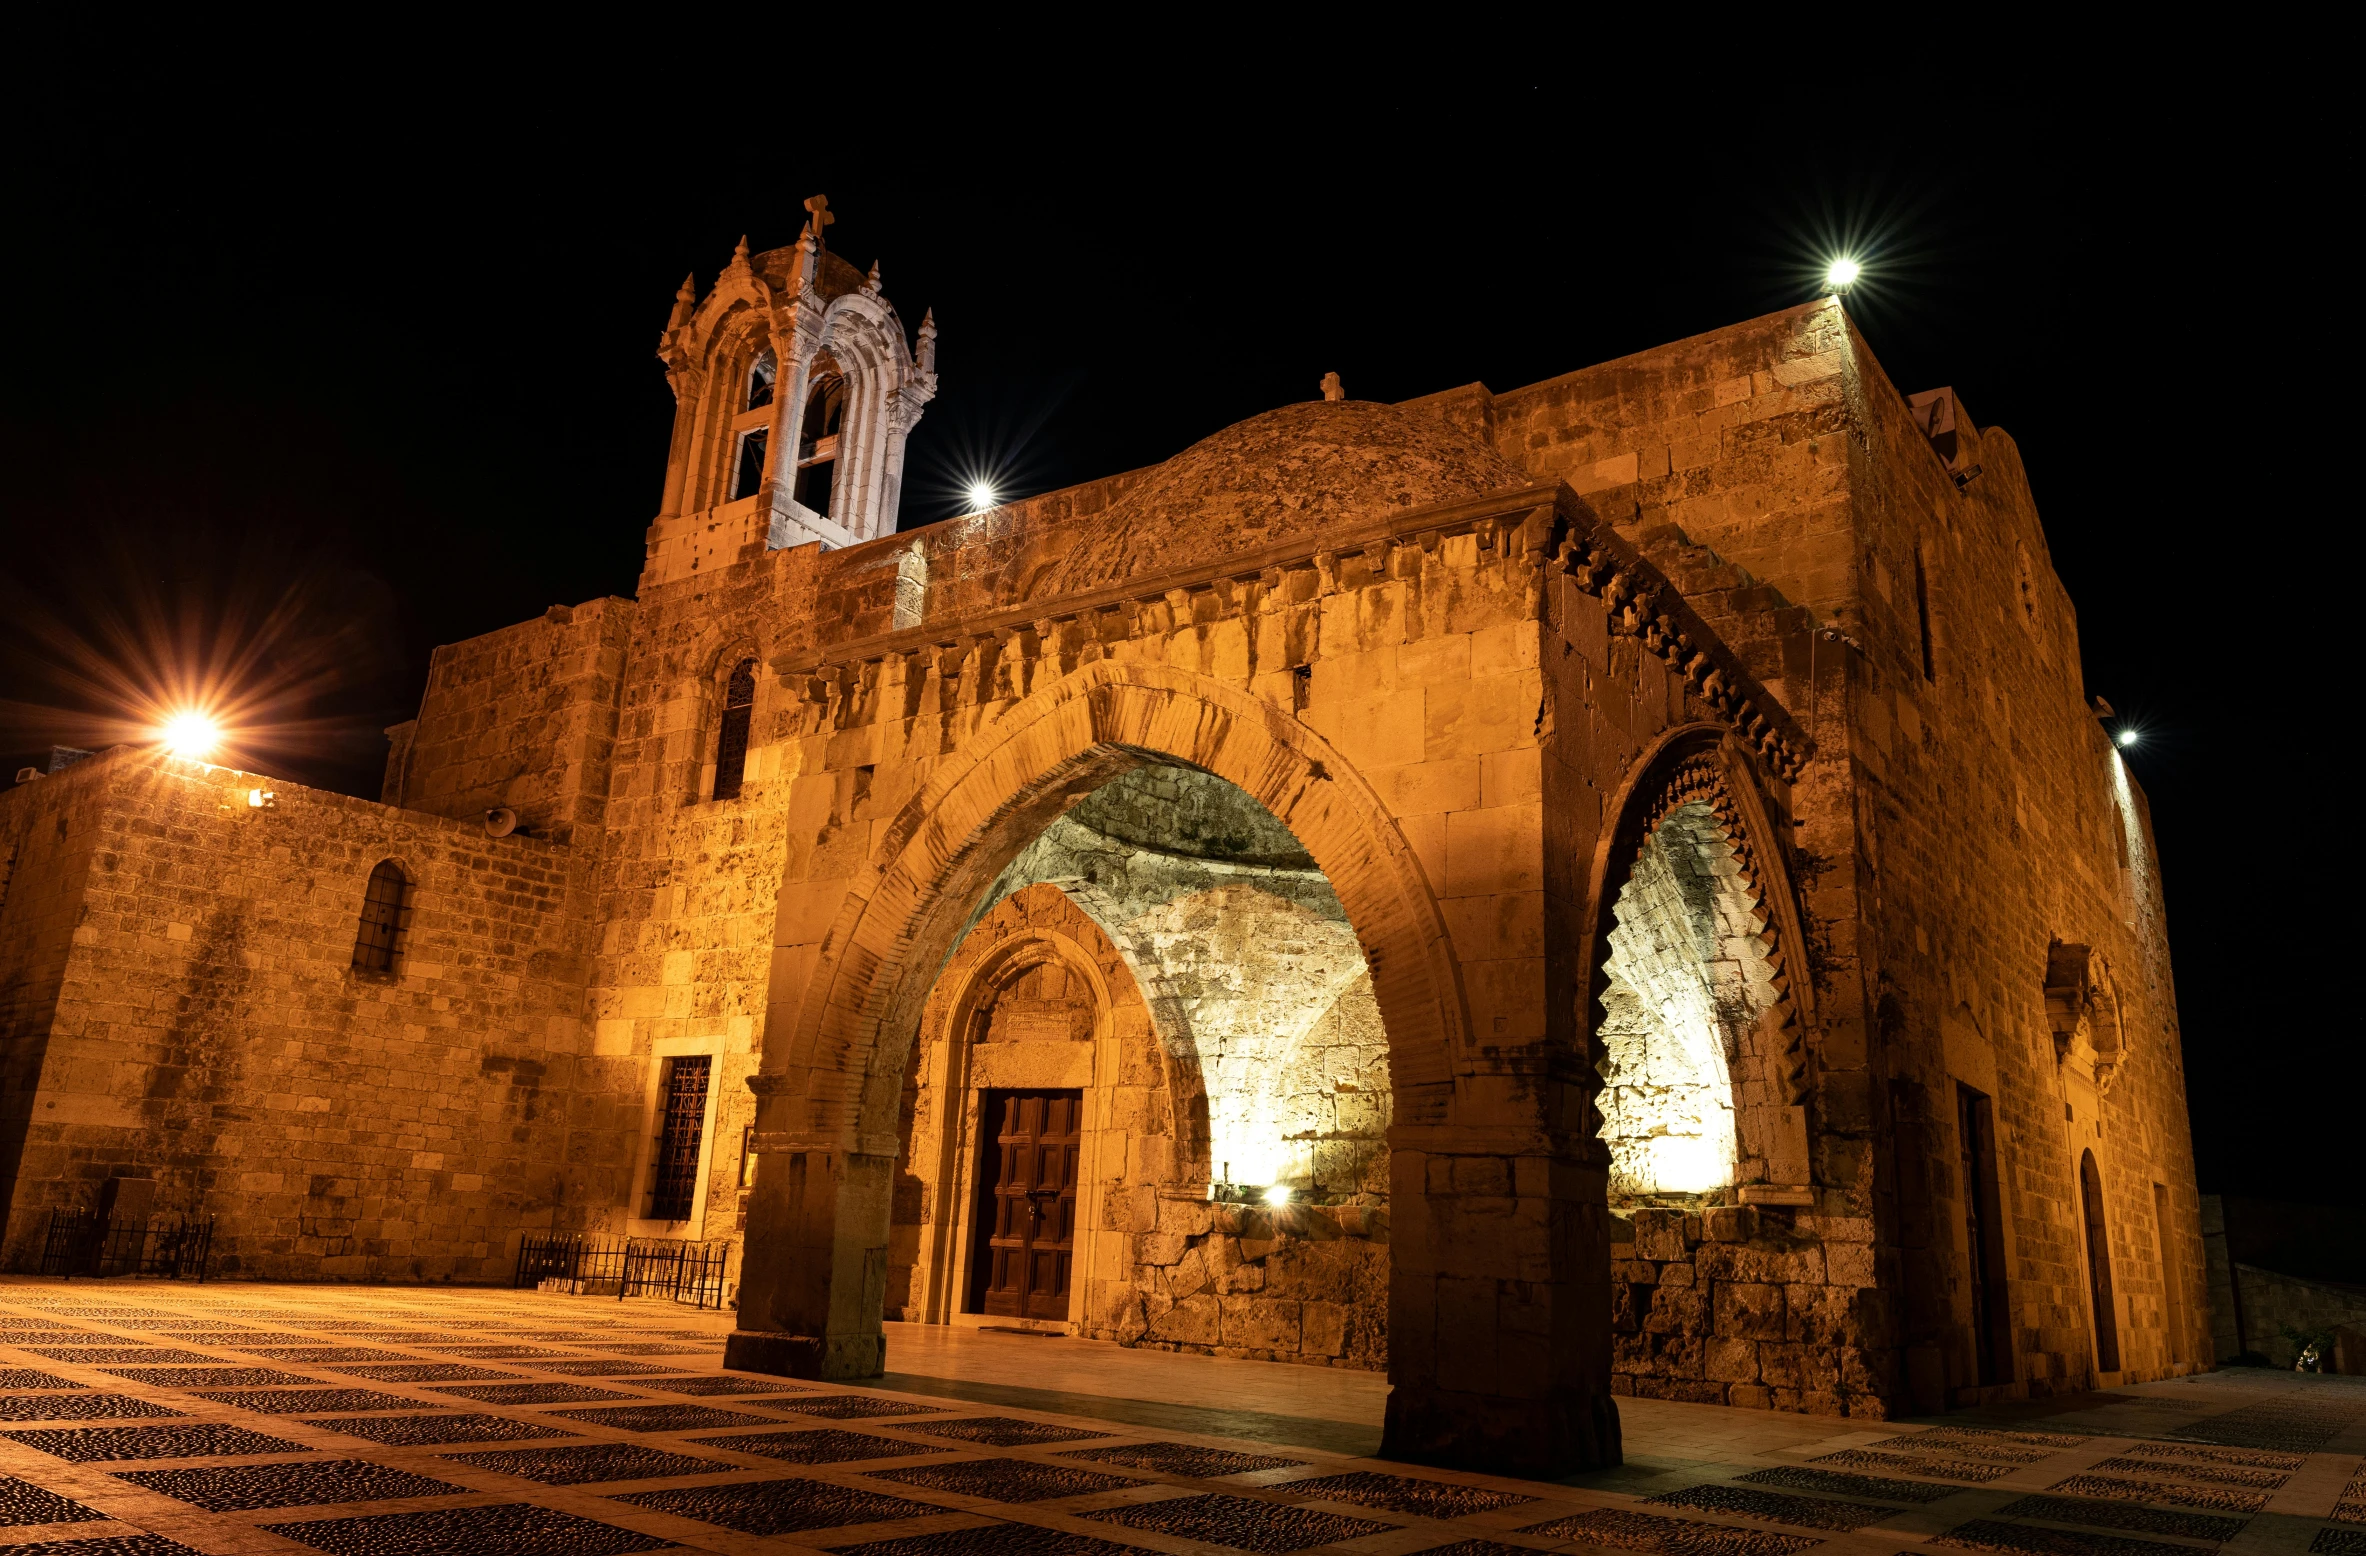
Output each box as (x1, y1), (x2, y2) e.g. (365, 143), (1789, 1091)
(648, 1055), (713, 1222)
(712, 660), (756, 801)
(352, 860), (410, 975)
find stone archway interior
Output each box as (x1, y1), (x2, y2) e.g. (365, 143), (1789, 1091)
(1597, 800), (1781, 1201)
(895, 765), (1392, 1367)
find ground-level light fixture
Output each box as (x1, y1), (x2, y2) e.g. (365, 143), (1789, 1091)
(1262, 1185), (1293, 1207)
(2115, 728), (2139, 748)
(161, 712), (221, 760)
(1824, 256), (1862, 295)
(964, 481), (1000, 512)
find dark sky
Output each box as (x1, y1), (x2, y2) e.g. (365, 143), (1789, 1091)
(0, 58), (2342, 1195)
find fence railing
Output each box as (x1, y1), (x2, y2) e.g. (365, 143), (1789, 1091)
(40, 1211), (214, 1281)
(513, 1232), (733, 1309)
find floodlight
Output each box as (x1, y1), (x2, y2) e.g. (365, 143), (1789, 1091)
(162, 712), (220, 759)
(965, 481), (1000, 512)
(1825, 257), (1862, 294)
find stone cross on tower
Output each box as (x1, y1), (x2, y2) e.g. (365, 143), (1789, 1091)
(804, 193), (835, 245)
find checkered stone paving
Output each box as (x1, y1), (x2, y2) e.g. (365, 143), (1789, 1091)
(96, 1365), (323, 1388)
(1516, 1506), (1823, 1556)
(0, 1392), (186, 1421)
(1933, 1517), (2200, 1556)
(533, 1359), (687, 1377)
(192, 1387), (424, 1414)
(337, 1361), (521, 1383)
(1647, 1483), (1894, 1530)
(1992, 1494), (2250, 1541)
(1416, 1545), (1587, 1556)
(617, 1475), (948, 1535)
(868, 1455), (1144, 1502)
(1736, 1466), (1958, 1503)
(312, 1412), (570, 1446)
(2048, 1474), (2271, 1514)
(0, 1368), (88, 1388)
(416, 1343), (578, 1358)
(0, 1471), (109, 1525)
(1062, 1440), (1311, 1476)
(2123, 1442), (2307, 1472)
(2334, 1462), (2366, 1522)
(111, 1458), (469, 1511)
(2314, 1530), (2366, 1556)
(603, 1341), (719, 1354)
(914, 1414), (1111, 1446)
(690, 1427), (955, 1464)
(0, 1538), (205, 1556)
(1812, 1447), (2015, 1483)
(260, 1501), (673, 1554)
(426, 1381), (637, 1405)
(2090, 1453), (2290, 1489)
(444, 1440), (731, 1484)
(830, 1526), (1148, 1556)
(546, 1401), (781, 1432)
(657, 1373), (806, 1395)
(2173, 1403), (2358, 1453)
(27, 1347), (212, 1364)
(1, 1420), (315, 1461)
(764, 1392), (951, 1419)
(1277, 1469), (1537, 1518)
(243, 1346), (407, 1364)
(1872, 1432), (2060, 1465)
(1082, 1491), (1396, 1551)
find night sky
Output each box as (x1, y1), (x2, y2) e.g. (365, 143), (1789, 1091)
(1, 66), (2339, 1196)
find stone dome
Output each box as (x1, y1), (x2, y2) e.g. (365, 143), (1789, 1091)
(1051, 399), (1530, 592)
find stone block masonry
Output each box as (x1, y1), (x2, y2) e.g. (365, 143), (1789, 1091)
(0, 748), (624, 1280)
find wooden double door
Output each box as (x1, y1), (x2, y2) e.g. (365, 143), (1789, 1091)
(971, 1089), (1080, 1321)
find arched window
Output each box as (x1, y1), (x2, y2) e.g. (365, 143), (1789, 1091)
(712, 660), (756, 801)
(352, 860), (410, 975)
(793, 373), (846, 516)
(2080, 1150), (2121, 1372)
(746, 352), (776, 411)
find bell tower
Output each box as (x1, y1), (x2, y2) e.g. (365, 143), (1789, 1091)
(643, 197), (938, 588)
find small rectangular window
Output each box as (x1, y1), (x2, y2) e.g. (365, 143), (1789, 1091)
(794, 453), (835, 517)
(648, 1056), (713, 1222)
(739, 1125), (758, 1190)
(733, 429), (768, 501)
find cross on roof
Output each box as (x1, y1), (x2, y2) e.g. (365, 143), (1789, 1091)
(804, 194), (835, 243)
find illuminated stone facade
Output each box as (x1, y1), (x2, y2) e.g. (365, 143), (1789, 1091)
(0, 215), (2207, 1477)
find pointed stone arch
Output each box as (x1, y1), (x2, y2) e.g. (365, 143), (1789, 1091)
(762, 658), (1468, 1160)
(1581, 727), (1815, 1198)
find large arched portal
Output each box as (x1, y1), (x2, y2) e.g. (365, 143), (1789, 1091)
(729, 659), (1619, 1477)
(883, 768), (1392, 1369)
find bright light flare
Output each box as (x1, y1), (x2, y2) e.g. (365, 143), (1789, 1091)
(1824, 256), (1862, 293)
(963, 481), (1001, 512)
(2115, 728), (2139, 748)
(160, 711), (221, 759)
(1262, 1185), (1293, 1207)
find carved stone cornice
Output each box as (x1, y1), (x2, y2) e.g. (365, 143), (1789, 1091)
(772, 482), (1813, 779)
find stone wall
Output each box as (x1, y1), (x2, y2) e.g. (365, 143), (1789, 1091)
(385, 596), (634, 844)
(0, 748), (613, 1279)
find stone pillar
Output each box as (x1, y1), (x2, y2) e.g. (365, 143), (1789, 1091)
(724, 1136), (895, 1380)
(1380, 1109), (1622, 1479)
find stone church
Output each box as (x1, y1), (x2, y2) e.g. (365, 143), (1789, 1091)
(0, 203), (2204, 1476)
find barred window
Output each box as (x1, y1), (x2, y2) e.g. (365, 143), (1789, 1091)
(352, 860), (410, 975)
(712, 659), (756, 801)
(648, 1055), (713, 1221)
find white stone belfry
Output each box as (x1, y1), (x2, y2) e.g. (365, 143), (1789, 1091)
(647, 199), (938, 580)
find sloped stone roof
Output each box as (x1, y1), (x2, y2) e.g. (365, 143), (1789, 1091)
(1051, 399), (1528, 591)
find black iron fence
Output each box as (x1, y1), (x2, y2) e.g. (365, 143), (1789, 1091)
(40, 1211), (214, 1280)
(514, 1232), (733, 1309)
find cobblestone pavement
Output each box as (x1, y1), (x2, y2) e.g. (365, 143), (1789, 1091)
(0, 1280), (2361, 1554)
